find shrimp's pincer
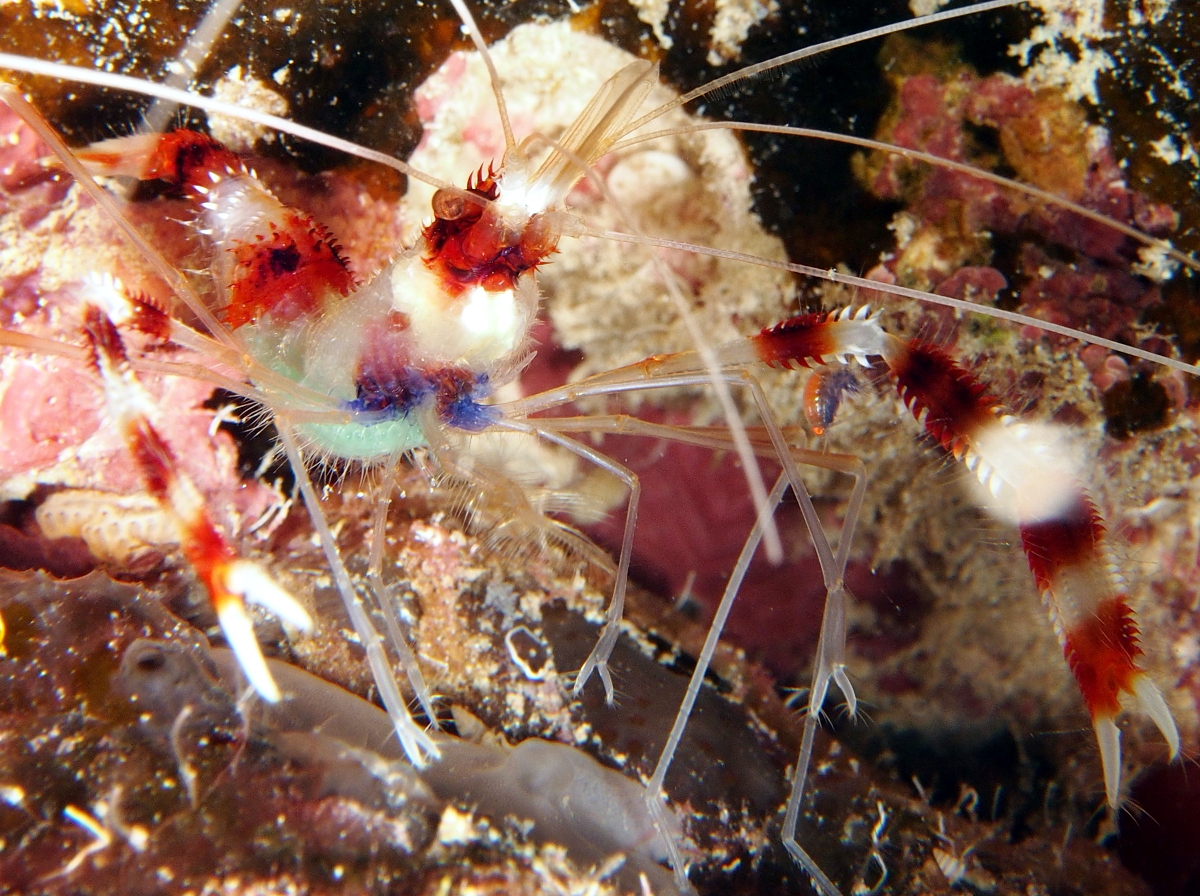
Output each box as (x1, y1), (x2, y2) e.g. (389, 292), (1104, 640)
(77, 274), (311, 703)
(751, 308), (1182, 807)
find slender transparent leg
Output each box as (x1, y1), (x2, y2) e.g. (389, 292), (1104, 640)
(645, 471), (788, 891)
(277, 424), (440, 766)
(365, 460), (440, 727)
(491, 419), (639, 705)
(504, 361), (865, 895)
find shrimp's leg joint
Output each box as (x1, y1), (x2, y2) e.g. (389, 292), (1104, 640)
(81, 274), (311, 704)
(751, 306), (1181, 809)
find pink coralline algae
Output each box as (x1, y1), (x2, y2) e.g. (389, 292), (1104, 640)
(859, 38), (1179, 367)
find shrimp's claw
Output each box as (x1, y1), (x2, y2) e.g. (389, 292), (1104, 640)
(1090, 675), (1179, 809)
(1091, 674), (1182, 809)
(832, 663), (857, 721)
(81, 277), (310, 707)
(1061, 594), (1181, 807)
(211, 587), (281, 703)
(572, 624), (618, 704)
(211, 560), (313, 703)
(1132, 673), (1181, 761)
(758, 306), (1184, 811)
(1092, 714), (1123, 811)
(861, 325), (1183, 810)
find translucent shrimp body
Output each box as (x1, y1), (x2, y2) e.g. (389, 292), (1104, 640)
(79, 128), (538, 459)
(34, 16), (720, 772)
(1, 1), (1196, 892)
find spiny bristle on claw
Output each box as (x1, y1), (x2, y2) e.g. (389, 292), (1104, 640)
(751, 308), (886, 370)
(750, 309), (1182, 811)
(80, 276), (311, 705)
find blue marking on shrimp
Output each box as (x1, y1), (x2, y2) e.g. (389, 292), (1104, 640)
(345, 365), (496, 434)
(804, 367), (861, 435)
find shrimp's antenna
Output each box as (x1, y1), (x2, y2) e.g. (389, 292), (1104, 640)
(626, 0), (1025, 133)
(139, 0), (244, 136)
(585, 227), (1200, 377)
(445, 0), (517, 159)
(0, 55), (464, 194)
(613, 121), (1200, 278)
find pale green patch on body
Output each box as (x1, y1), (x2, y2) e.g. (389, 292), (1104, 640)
(297, 416), (428, 461)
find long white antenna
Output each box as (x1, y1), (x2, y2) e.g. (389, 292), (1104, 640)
(0, 52), (463, 193)
(445, 0), (516, 157)
(140, 0), (245, 137)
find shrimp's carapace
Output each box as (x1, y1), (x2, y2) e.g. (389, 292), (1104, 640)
(80, 127), (522, 457)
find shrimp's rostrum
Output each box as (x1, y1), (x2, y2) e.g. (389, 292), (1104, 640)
(0, 0), (1198, 892)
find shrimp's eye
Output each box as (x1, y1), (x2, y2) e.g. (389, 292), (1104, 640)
(432, 189), (468, 221)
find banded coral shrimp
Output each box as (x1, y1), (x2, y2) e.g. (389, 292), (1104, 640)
(0, 0), (1195, 892)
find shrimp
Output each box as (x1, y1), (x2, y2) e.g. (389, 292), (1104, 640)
(0, 0), (1196, 892)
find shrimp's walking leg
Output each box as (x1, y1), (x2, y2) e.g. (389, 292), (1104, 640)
(276, 423), (441, 766)
(506, 359), (861, 894)
(491, 419), (640, 703)
(505, 362), (826, 704)
(753, 309), (1181, 808)
(638, 451), (858, 896)
(536, 410), (861, 894)
(78, 278), (311, 702)
(776, 445), (866, 896)
(782, 581), (857, 896)
(560, 434), (639, 703)
(366, 460), (441, 727)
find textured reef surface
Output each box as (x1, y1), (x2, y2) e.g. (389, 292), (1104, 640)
(0, 520), (1156, 895)
(1, 0), (1198, 893)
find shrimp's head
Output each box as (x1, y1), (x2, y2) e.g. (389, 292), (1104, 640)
(377, 165), (557, 389)
(422, 167), (560, 298)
